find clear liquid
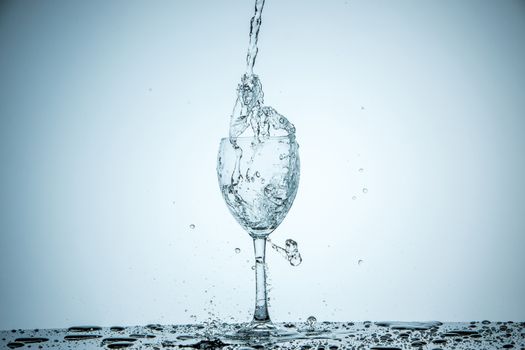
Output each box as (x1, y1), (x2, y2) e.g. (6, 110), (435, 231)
(220, 0), (299, 238)
(216, 0), (300, 332)
(229, 0), (295, 143)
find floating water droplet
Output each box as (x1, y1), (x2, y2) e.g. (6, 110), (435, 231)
(307, 316), (317, 330)
(285, 239), (302, 266)
(255, 171), (260, 177)
(251, 265), (255, 270)
(352, 196), (357, 200)
(268, 238), (303, 266)
(358, 259), (364, 266)
(359, 168), (364, 173)
(362, 188), (368, 194)
(235, 248), (241, 254)
(189, 224), (195, 229)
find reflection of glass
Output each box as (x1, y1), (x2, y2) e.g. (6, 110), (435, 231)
(217, 135), (300, 335)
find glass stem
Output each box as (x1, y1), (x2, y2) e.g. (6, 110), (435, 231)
(252, 237), (270, 323)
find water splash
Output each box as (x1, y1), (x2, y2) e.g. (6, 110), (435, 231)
(306, 316), (317, 331)
(220, 0), (299, 238)
(229, 0), (295, 144)
(267, 238), (302, 266)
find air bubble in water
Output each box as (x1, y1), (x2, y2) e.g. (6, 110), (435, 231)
(189, 224), (195, 229)
(235, 248), (241, 254)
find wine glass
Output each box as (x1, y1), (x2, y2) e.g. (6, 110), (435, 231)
(217, 135), (300, 336)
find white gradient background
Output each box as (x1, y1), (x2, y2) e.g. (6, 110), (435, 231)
(1, 0), (524, 330)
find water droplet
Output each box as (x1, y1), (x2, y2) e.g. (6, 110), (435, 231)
(352, 196), (357, 200)
(307, 316), (317, 330)
(358, 259), (364, 266)
(362, 188), (368, 194)
(189, 224), (195, 229)
(358, 168), (364, 173)
(251, 265), (255, 270)
(255, 171), (260, 177)
(285, 239), (302, 266)
(235, 248), (241, 254)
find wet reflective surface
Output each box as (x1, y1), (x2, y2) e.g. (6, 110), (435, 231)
(1, 321), (524, 349)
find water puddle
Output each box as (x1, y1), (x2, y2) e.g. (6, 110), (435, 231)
(2, 321), (523, 349)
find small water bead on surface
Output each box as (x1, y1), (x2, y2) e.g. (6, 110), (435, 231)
(235, 248), (241, 254)
(110, 327), (125, 332)
(101, 337), (138, 346)
(64, 334), (103, 341)
(13, 338), (49, 344)
(362, 188), (368, 194)
(189, 224), (195, 229)
(68, 326), (102, 332)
